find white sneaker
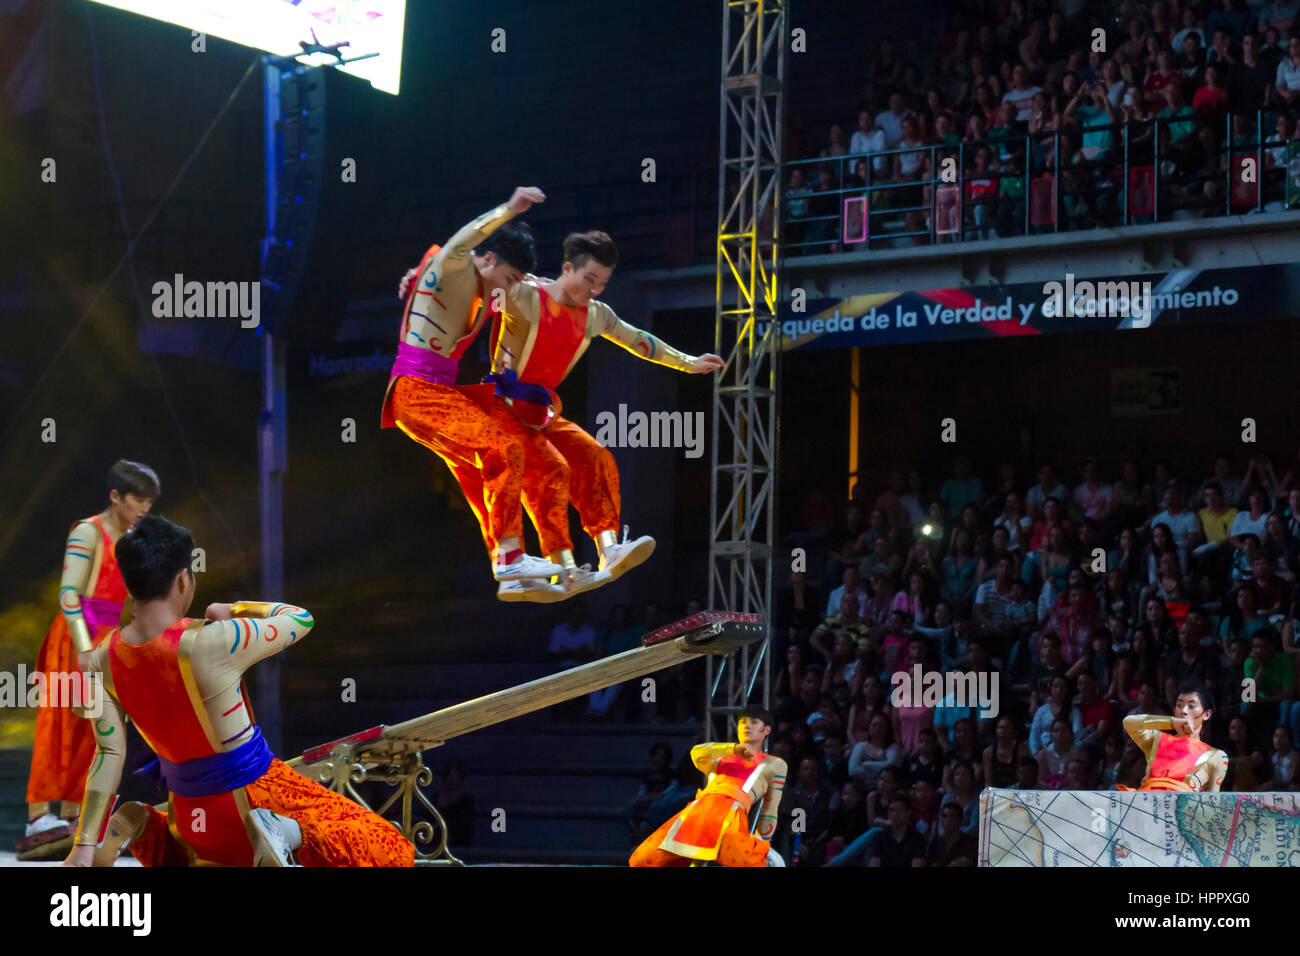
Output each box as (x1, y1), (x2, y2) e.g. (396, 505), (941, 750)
(765, 846), (786, 867)
(498, 578), (568, 603)
(558, 564), (612, 597)
(250, 809), (301, 867)
(597, 527), (656, 581)
(24, 813), (66, 838)
(493, 553), (566, 582)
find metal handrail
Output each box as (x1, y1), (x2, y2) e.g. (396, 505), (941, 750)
(782, 110), (1295, 253)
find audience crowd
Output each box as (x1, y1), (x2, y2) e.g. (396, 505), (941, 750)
(786, 0), (1300, 251)
(766, 448), (1300, 864)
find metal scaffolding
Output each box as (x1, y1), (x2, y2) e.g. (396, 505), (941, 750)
(706, 0), (784, 737)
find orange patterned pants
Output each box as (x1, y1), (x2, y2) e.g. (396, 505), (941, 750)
(629, 804), (768, 867)
(26, 614), (95, 816)
(453, 410), (621, 557)
(390, 377), (528, 558)
(128, 758), (414, 867)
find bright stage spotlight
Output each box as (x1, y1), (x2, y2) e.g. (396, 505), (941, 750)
(86, 0), (407, 94)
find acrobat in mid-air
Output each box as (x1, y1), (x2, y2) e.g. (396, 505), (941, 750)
(62, 514), (413, 867)
(630, 708), (786, 867)
(1120, 680), (1228, 792)
(18, 460), (157, 861)
(384, 186), (586, 603)
(481, 229), (726, 598)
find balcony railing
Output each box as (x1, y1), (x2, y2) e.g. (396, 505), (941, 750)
(784, 112), (1297, 255)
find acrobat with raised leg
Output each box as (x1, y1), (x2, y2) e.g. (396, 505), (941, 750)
(382, 187), (579, 602)
(483, 230), (725, 593)
(630, 707), (787, 867)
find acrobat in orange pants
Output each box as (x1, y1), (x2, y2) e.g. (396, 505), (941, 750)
(447, 394), (620, 558)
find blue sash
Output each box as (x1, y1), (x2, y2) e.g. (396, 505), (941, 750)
(156, 727), (274, 798)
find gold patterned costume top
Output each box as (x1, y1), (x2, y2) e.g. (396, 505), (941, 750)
(1121, 714), (1228, 792)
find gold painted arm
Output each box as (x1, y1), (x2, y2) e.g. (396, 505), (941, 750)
(441, 204), (516, 274)
(690, 742), (737, 773)
(598, 306), (697, 372)
(1122, 713), (1169, 757)
(73, 682), (125, 846)
(61, 522), (97, 653)
(756, 758), (788, 841)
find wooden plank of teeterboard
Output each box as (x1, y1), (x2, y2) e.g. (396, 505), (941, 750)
(287, 622), (763, 769)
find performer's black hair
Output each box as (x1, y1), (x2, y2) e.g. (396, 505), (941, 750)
(1174, 678), (1211, 711)
(562, 230), (619, 269)
(108, 459), (160, 500)
(738, 706), (774, 728)
(477, 220), (536, 274)
(116, 513), (194, 602)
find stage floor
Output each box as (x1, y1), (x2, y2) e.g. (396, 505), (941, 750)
(0, 851), (141, 867)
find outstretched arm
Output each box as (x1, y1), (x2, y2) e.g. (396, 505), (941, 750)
(201, 601), (315, 673)
(596, 305), (724, 374)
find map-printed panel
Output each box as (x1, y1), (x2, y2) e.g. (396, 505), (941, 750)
(979, 788), (1300, 867)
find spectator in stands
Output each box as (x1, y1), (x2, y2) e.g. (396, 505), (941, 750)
(1146, 49), (1185, 106)
(1219, 635), (1252, 724)
(549, 601), (596, 668)
(851, 109), (889, 177)
(846, 674), (888, 747)
(1194, 63), (1231, 114)
(825, 564), (869, 617)
(1231, 33), (1276, 109)
(984, 713), (1031, 788)
(875, 91), (909, 148)
(940, 456), (985, 519)
(849, 712), (903, 791)
(1049, 582), (1102, 665)
(1074, 672), (1115, 753)
(974, 553), (1020, 653)
(777, 667), (822, 727)
(1038, 717), (1086, 788)
(1262, 25), (1288, 68)
(823, 122), (849, 158)
(926, 800), (978, 866)
(1177, 30), (1210, 81)
(1230, 487), (1272, 550)
(1150, 486), (1200, 568)
(1003, 63), (1043, 122)
(1065, 79), (1121, 165)
(869, 794), (927, 867)
(870, 37), (904, 98)
(626, 742), (675, 842)
(785, 166), (813, 247)
(785, 756), (833, 865)
(1208, 0), (1252, 41)
(585, 604), (646, 719)
(1160, 611), (1221, 706)
(1207, 27), (1237, 69)
(824, 779), (871, 862)
(1264, 513), (1299, 580)
(1261, 1), (1300, 42)
(1223, 714), (1266, 790)
(1028, 633), (1069, 715)
(1270, 725), (1299, 788)
(1012, 754), (1040, 790)
(1249, 552), (1289, 620)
